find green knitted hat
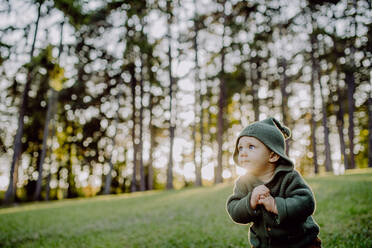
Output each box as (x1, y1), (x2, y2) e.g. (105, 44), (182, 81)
(233, 117), (293, 166)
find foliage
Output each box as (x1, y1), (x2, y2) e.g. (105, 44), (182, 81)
(355, 104), (369, 168)
(0, 0), (370, 203)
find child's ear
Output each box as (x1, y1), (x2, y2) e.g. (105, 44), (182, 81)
(269, 152), (280, 163)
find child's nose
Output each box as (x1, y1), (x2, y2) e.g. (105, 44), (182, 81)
(240, 148), (249, 156)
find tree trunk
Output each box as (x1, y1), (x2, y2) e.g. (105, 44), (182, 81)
(139, 73), (145, 191)
(34, 89), (58, 200)
(316, 58), (333, 172)
(46, 98), (58, 201)
(166, 0), (174, 190)
(335, 72), (349, 171)
(148, 93), (154, 190)
(192, 91), (199, 185)
(215, 0), (226, 184)
(279, 57), (290, 155)
(199, 88), (204, 185)
(239, 88), (248, 127)
(67, 143), (77, 198)
(310, 33), (319, 174)
(167, 124), (175, 190)
(180, 151), (188, 187)
(103, 142), (115, 194)
(207, 85), (213, 146)
(318, 83), (333, 172)
(131, 76), (138, 192)
(137, 17), (146, 192)
(4, 1), (42, 204)
(34, 21), (64, 201)
(45, 172), (51, 201)
(346, 71), (356, 169)
(346, 0), (357, 169)
(103, 81), (121, 195)
(368, 85), (372, 168)
(216, 79), (225, 184)
(193, 0), (202, 187)
(251, 59), (260, 122)
(367, 0), (372, 168)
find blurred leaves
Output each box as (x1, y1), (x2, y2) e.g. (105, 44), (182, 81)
(49, 65), (65, 92)
(0, 0), (370, 203)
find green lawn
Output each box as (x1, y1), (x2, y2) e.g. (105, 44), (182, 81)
(1, 169), (371, 248)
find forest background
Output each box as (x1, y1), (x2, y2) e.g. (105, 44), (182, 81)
(0, 0), (371, 204)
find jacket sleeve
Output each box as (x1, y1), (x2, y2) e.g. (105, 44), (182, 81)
(226, 177), (260, 224)
(274, 171), (316, 225)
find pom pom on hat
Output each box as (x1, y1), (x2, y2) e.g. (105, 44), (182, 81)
(271, 118), (291, 140)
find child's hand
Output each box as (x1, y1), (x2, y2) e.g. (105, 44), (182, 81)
(250, 185), (270, 209)
(258, 195), (278, 214)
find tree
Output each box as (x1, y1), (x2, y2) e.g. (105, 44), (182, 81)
(368, 0), (372, 168)
(34, 21), (65, 200)
(309, 32), (320, 174)
(307, 0), (339, 173)
(103, 78), (122, 195)
(4, 0), (42, 204)
(139, 65), (145, 191)
(335, 70), (349, 170)
(2, 0), (372, 202)
(215, 0), (227, 184)
(193, 0), (202, 187)
(345, 0), (357, 169)
(279, 55), (290, 154)
(369, 87), (372, 168)
(145, 48), (162, 191)
(315, 34), (333, 172)
(166, 0), (176, 190)
(130, 64), (138, 192)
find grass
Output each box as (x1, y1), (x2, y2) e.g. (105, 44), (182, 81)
(0, 168), (371, 248)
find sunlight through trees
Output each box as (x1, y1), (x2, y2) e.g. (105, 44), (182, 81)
(0, 0), (371, 203)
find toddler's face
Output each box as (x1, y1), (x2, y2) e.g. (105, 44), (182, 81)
(237, 136), (273, 173)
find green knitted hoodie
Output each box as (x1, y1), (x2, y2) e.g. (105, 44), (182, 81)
(226, 118), (320, 247)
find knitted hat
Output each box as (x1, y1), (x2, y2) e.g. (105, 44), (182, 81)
(233, 117), (293, 166)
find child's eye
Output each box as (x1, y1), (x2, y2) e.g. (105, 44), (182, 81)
(238, 146), (243, 151)
(249, 145), (255, 150)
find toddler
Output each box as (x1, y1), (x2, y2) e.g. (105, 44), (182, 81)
(226, 117), (321, 248)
